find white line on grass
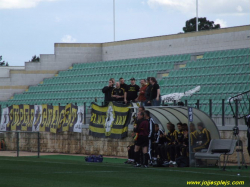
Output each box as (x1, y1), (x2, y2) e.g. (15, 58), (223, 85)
(0, 158), (248, 178)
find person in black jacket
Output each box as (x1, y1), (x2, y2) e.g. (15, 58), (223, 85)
(145, 77), (152, 106)
(102, 80), (114, 104)
(148, 77), (161, 106)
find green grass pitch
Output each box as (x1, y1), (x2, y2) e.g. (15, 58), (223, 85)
(0, 155), (249, 187)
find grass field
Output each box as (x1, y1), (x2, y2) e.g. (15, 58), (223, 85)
(0, 155), (249, 187)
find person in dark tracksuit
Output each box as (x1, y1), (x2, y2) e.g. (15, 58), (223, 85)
(160, 123), (178, 166)
(134, 112), (149, 168)
(152, 124), (164, 160)
(145, 77), (152, 106)
(111, 82), (124, 103)
(144, 110), (155, 164)
(102, 80), (114, 104)
(175, 122), (184, 159)
(192, 122), (211, 152)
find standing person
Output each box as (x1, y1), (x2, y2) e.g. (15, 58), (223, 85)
(148, 77), (161, 106)
(124, 78), (140, 104)
(119, 77), (127, 90)
(136, 79), (147, 106)
(111, 82), (124, 103)
(134, 112), (149, 168)
(145, 77), (152, 106)
(144, 110), (155, 164)
(102, 79), (114, 105)
(110, 78), (116, 87)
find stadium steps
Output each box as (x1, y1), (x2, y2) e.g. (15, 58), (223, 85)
(1, 47), (249, 117)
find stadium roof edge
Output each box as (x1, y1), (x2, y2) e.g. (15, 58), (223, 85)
(54, 25), (250, 48)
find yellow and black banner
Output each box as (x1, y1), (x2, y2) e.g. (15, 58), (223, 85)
(1, 104), (82, 133)
(89, 102), (132, 139)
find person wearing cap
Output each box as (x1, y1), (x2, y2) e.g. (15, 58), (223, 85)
(119, 77), (127, 90)
(124, 78), (140, 103)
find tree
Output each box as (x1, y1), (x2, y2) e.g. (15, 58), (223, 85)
(0, 55), (9, 66)
(183, 17), (220, 33)
(31, 55), (40, 62)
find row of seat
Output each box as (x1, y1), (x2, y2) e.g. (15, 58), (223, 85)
(169, 65), (249, 77)
(42, 72), (156, 85)
(186, 56), (249, 68)
(203, 48), (249, 59)
(58, 63), (174, 77)
(72, 54), (190, 69)
(161, 83), (248, 96)
(160, 74), (250, 86)
(13, 90), (103, 101)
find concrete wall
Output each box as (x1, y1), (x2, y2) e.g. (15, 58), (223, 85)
(1, 129), (249, 163)
(102, 25), (250, 61)
(0, 44), (102, 101)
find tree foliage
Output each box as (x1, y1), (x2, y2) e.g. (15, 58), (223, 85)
(183, 17), (220, 33)
(31, 55), (40, 62)
(0, 55), (9, 66)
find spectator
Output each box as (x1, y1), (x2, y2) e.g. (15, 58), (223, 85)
(136, 79), (147, 105)
(192, 122), (211, 152)
(148, 77), (161, 106)
(110, 78), (116, 87)
(145, 77), (152, 106)
(102, 79), (114, 104)
(134, 112), (150, 167)
(111, 82), (124, 103)
(119, 77), (127, 90)
(124, 78), (140, 104)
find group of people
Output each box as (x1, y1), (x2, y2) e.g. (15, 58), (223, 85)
(125, 107), (211, 167)
(102, 77), (161, 106)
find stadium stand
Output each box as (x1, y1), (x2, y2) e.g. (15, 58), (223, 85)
(0, 48), (249, 117)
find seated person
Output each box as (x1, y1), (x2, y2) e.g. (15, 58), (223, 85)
(125, 144), (135, 164)
(152, 124), (164, 160)
(175, 122), (184, 159)
(159, 122), (178, 165)
(111, 82), (125, 102)
(192, 122), (211, 152)
(190, 123), (198, 146)
(181, 127), (189, 157)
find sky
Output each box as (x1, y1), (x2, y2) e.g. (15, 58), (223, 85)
(0, 0), (249, 66)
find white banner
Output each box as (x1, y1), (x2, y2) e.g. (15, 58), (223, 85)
(0, 107), (9, 131)
(161, 86), (201, 103)
(74, 105), (84, 132)
(32, 105), (42, 132)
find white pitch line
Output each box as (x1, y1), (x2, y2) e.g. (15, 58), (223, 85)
(0, 158), (249, 178)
